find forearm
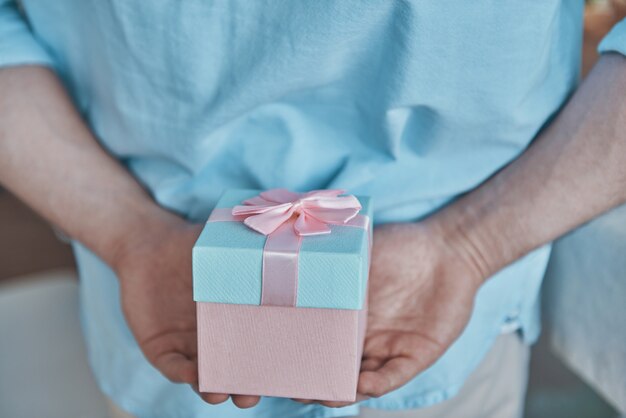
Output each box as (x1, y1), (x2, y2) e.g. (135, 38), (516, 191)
(431, 53), (626, 280)
(0, 66), (184, 267)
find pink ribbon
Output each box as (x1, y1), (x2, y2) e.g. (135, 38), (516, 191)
(208, 189), (369, 307)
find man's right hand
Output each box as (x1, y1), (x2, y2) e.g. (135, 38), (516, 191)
(112, 219), (262, 409)
(0, 66), (264, 409)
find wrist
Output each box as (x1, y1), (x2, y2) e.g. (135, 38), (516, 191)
(423, 197), (512, 285)
(104, 207), (190, 273)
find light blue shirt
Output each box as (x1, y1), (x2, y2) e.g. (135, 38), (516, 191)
(3, 1), (625, 417)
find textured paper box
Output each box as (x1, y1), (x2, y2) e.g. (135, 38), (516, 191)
(197, 300), (367, 401)
(193, 190), (371, 309)
(193, 189), (372, 400)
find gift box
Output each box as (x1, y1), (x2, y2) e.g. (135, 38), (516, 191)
(193, 188), (372, 401)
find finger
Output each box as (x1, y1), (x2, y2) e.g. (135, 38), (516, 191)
(190, 384), (230, 405)
(360, 357), (385, 372)
(358, 356), (419, 398)
(200, 393), (230, 405)
(318, 400), (356, 408)
(355, 393), (370, 402)
(154, 352), (198, 384)
(231, 395), (261, 409)
(291, 398), (315, 404)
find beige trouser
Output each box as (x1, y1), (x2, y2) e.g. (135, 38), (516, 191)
(108, 332), (529, 418)
(356, 332), (529, 418)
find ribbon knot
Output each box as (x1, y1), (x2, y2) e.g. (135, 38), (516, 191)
(232, 188), (362, 236)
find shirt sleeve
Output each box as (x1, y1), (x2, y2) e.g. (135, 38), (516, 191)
(598, 18), (626, 56)
(0, 0), (55, 68)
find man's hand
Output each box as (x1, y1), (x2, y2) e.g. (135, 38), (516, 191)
(320, 54), (626, 408)
(112, 220), (262, 409)
(0, 66), (262, 410)
(357, 222), (483, 398)
(310, 221), (484, 408)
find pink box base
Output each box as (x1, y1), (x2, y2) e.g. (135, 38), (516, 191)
(197, 302), (367, 401)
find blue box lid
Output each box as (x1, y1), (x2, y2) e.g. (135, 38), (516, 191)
(193, 189), (372, 310)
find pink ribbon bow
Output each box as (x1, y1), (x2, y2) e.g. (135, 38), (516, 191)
(208, 188), (368, 307)
(232, 188), (362, 236)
